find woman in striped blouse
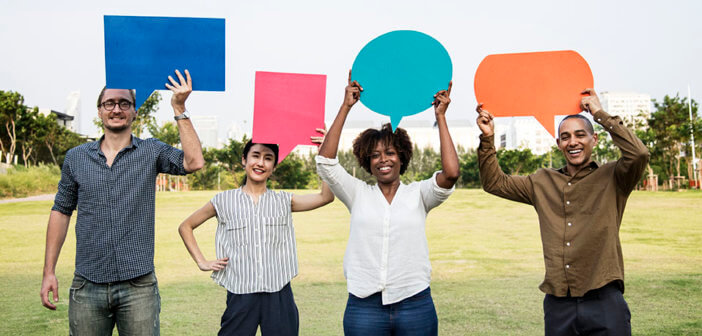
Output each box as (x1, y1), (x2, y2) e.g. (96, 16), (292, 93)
(178, 136), (334, 336)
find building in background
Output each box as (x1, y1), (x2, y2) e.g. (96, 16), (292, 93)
(38, 108), (75, 131)
(600, 91), (651, 128)
(64, 91), (81, 134)
(191, 115), (219, 148)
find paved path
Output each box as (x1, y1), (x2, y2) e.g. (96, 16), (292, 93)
(0, 193), (55, 204)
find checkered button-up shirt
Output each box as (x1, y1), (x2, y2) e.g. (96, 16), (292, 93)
(52, 136), (186, 283)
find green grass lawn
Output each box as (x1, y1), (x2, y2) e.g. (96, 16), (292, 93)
(1, 190), (700, 335)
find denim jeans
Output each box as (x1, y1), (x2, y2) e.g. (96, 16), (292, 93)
(68, 272), (161, 336)
(343, 287), (437, 336)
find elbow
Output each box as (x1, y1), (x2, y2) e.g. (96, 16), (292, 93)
(178, 222), (189, 238)
(186, 159), (205, 173)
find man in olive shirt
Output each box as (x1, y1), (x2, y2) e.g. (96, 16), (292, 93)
(476, 89), (649, 335)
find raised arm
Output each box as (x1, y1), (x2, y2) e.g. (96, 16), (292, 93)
(476, 104), (534, 204)
(40, 210), (71, 310)
(293, 128), (335, 211)
(318, 70), (363, 159)
(581, 89), (649, 193)
(178, 202), (228, 272)
(166, 69), (205, 172)
(433, 82), (460, 189)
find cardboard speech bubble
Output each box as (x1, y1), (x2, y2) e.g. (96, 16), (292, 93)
(474, 50), (593, 137)
(351, 30), (452, 130)
(252, 71), (327, 163)
(104, 15), (225, 110)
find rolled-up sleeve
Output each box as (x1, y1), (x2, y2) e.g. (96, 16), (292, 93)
(52, 150), (78, 215)
(155, 140), (186, 176)
(315, 155), (363, 210)
(420, 171), (455, 212)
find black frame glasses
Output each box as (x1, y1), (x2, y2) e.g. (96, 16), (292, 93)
(99, 100), (133, 111)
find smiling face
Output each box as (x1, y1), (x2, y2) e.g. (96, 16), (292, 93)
(556, 117), (598, 172)
(242, 144), (276, 184)
(98, 89), (136, 133)
(369, 141), (402, 185)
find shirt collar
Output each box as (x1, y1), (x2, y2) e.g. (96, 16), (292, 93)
(557, 160), (600, 176)
(89, 134), (141, 151)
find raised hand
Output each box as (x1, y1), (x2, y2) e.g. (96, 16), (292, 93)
(343, 70), (363, 108)
(311, 127), (327, 146)
(166, 69), (193, 113)
(476, 103), (495, 137)
(580, 88), (603, 115)
(433, 81), (452, 117)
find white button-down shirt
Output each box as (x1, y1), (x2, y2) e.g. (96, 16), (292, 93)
(316, 155), (454, 304)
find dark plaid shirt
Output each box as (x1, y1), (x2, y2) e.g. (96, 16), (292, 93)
(52, 136), (186, 283)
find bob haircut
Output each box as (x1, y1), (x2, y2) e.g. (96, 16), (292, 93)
(352, 123), (413, 175)
(242, 140), (279, 167)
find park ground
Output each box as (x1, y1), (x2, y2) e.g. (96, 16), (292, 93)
(0, 189), (700, 335)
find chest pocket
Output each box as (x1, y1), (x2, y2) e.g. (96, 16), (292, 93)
(219, 214), (250, 247)
(264, 215), (291, 245)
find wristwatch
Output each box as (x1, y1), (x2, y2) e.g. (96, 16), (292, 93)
(174, 110), (190, 121)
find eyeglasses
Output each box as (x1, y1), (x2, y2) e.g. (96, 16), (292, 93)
(99, 100), (133, 111)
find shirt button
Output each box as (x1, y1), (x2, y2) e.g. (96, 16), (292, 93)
(565, 264), (570, 269)
(568, 222), (572, 226)
(566, 201), (571, 205)
(568, 182), (572, 186)
(566, 242), (571, 246)
(597, 118), (602, 122)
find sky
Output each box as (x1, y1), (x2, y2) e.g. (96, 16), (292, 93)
(1, 0), (701, 140)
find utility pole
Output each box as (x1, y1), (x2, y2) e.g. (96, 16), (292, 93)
(689, 85), (699, 189)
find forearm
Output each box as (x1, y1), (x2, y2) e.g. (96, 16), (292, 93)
(43, 211), (70, 276)
(291, 182), (335, 212)
(176, 118), (205, 172)
(318, 105), (350, 159)
(178, 223), (208, 265)
(436, 114), (459, 184)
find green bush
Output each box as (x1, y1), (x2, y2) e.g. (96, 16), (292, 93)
(0, 165), (61, 198)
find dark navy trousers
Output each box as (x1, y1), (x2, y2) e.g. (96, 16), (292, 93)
(544, 282), (631, 336)
(218, 283), (298, 336)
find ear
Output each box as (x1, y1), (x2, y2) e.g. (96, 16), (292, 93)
(241, 156), (246, 167)
(556, 138), (561, 146)
(592, 133), (598, 145)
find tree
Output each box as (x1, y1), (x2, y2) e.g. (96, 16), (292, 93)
(459, 150), (480, 188)
(92, 91), (162, 137)
(148, 121), (180, 147)
(270, 154), (312, 189)
(646, 95), (701, 186)
(496, 147), (541, 175)
(0, 91), (28, 164)
(592, 124), (620, 164)
(16, 106), (40, 167)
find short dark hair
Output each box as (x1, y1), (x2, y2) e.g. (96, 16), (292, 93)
(97, 86), (136, 108)
(558, 114), (594, 135)
(242, 140), (279, 167)
(352, 123), (413, 175)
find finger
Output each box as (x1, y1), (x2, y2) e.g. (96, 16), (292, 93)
(476, 103), (483, 113)
(315, 128), (327, 134)
(447, 81), (453, 96)
(165, 83), (175, 91)
(167, 75), (179, 87)
(185, 69), (192, 88)
(351, 80), (363, 91)
(175, 69), (186, 85)
(581, 88), (594, 96)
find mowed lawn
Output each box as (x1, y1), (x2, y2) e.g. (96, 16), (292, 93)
(1, 189), (700, 335)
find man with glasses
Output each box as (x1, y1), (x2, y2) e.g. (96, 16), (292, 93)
(40, 69), (205, 335)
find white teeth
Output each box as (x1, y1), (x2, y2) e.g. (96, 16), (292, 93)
(379, 167), (391, 172)
(569, 150), (582, 154)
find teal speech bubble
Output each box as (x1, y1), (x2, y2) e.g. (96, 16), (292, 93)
(351, 30), (452, 130)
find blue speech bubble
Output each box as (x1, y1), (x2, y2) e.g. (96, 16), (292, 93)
(351, 30), (452, 130)
(104, 15), (225, 110)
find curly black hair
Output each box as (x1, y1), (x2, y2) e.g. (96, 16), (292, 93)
(352, 123), (413, 175)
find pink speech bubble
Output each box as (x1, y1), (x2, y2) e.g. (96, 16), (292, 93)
(252, 71), (327, 163)
(474, 50), (593, 137)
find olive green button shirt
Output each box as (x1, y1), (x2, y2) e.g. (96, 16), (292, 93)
(478, 110), (649, 297)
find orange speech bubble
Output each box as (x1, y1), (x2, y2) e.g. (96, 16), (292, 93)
(474, 50), (593, 137)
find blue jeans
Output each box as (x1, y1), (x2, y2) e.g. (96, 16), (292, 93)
(68, 272), (161, 336)
(343, 287), (438, 336)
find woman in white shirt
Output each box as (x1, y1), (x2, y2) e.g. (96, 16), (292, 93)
(316, 72), (460, 336)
